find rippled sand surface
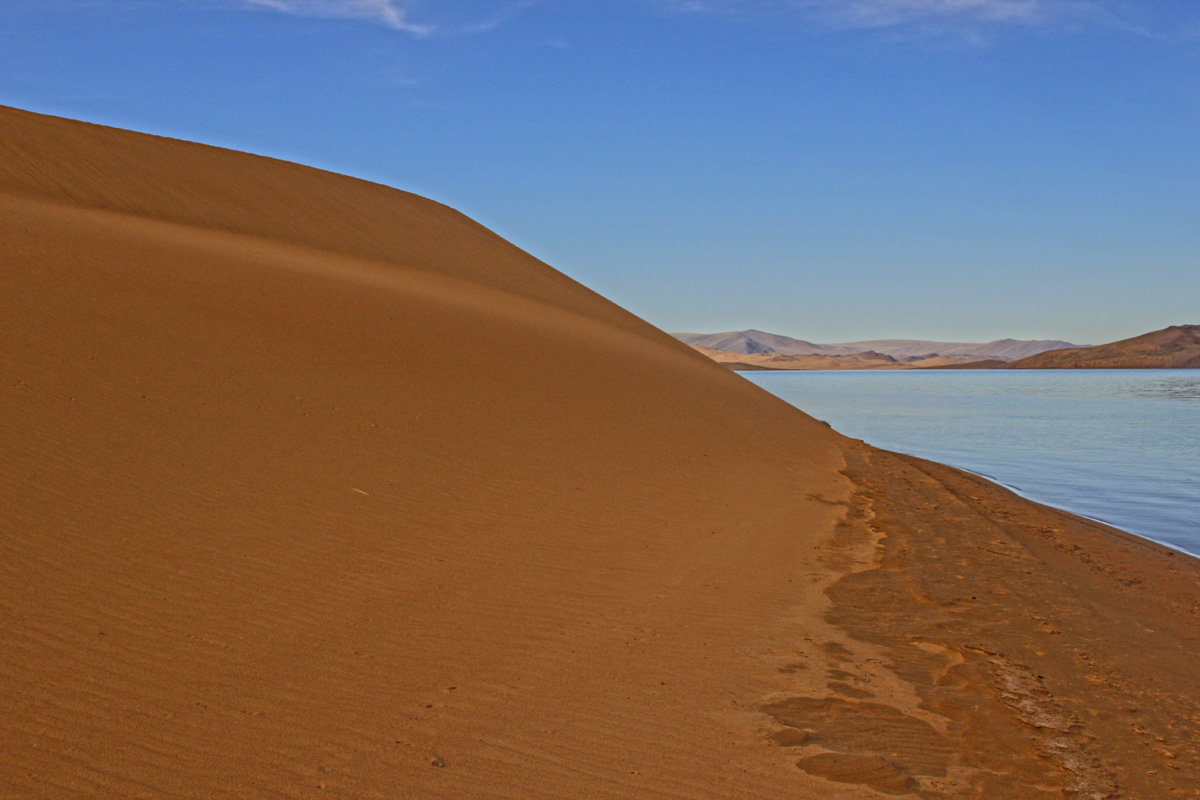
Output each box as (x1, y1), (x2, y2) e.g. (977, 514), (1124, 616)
(4, 105), (1198, 799)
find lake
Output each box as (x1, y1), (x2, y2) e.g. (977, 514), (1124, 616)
(743, 369), (1200, 558)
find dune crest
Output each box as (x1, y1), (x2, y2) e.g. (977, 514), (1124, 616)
(4, 106), (1198, 798)
(0, 105), (674, 342)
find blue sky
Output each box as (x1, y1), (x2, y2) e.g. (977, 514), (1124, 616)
(3, 1), (1198, 343)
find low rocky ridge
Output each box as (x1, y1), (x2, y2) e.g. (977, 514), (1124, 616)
(676, 330), (1081, 365)
(1005, 325), (1200, 369)
(685, 326), (1200, 371)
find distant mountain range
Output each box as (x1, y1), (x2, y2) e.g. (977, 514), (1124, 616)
(688, 345), (961, 371)
(679, 326), (1200, 371)
(673, 329), (1081, 363)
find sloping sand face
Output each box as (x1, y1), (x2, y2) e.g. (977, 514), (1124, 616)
(2, 106), (852, 799)
(3, 106), (1198, 799)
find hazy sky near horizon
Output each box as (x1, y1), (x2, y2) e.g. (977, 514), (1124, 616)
(3, 0), (1198, 344)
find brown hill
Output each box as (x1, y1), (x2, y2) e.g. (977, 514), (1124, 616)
(4, 106), (1199, 799)
(1007, 324), (1200, 369)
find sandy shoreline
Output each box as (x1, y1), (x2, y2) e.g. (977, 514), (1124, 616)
(3, 105), (1198, 798)
(818, 445), (1200, 797)
(948, 463), (1199, 560)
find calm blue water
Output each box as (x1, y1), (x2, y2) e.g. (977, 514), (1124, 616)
(744, 369), (1200, 557)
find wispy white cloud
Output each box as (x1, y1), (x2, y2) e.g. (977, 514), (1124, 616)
(823, 0), (1044, 28)
(450, 0), (542, 35)
(236, 0), (540, 37)
(242, 0), (433, 35)
(654, 0), (1151, 42)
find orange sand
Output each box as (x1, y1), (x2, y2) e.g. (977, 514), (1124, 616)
(3, 106), (1197, 799)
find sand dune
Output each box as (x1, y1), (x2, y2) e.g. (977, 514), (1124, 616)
(4, 106), (1199, 799)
